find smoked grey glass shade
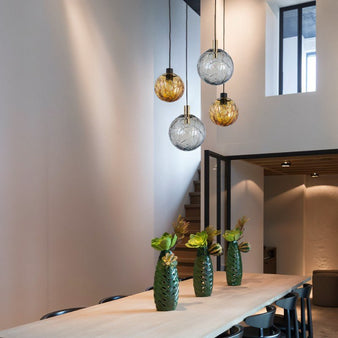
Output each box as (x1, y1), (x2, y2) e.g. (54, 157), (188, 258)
(197, 49), (234, 85)
(169, 115), (205, 151)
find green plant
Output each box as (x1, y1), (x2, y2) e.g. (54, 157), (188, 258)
(151, 233), (177, 251)
(186, 226), (223, 256)
(222, 216), (250, 253)
(161, 252), (178, 267)
(172, 215), (189, 241)
(185, 231), (208, 248)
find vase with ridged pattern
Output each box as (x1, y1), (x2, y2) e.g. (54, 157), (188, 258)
(193, 246), (213, 297)
(153, 250), (179, 311)
(226, 241), (242, 286)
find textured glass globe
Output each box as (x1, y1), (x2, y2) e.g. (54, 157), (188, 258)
(154, 69), (184, 102)
(169, 114), (206, 151)
(197, 49), (234, 85)
(209, 97), (239, 126)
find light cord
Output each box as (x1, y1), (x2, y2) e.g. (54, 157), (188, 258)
(214, 0), (217, 42)
(169, 0), (172, 68)
(223, 0), (225, 93)
(186, 2), (188, 106)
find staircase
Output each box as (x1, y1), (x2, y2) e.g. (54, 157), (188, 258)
(176, 172), (201, 279)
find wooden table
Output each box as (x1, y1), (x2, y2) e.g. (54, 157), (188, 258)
(0, 272), (310, 338)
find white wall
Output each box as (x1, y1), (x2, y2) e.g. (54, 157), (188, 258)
(265, 174), (338, 276)
(201, 0), (338, 156)
(0, 0), (201, 330)
(304, 175), (338, 275)
(264, 176), (305, 275)
(231, 161), (264, 273)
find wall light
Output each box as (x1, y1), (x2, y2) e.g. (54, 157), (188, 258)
(311, 173), (319, 178)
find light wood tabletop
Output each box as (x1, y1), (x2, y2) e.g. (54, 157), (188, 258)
(0, 272), (310, 338)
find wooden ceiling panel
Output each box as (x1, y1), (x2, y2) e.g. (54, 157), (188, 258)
(243, 154), (338, 176)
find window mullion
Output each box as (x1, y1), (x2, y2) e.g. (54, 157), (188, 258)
(279, 9), (284, 95)
(297, 7), (302, 93)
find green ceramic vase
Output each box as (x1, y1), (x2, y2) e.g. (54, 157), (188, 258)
(226, 241), (242, 286)
(153, 250), (179, 311)
(193, 246), (213, 297)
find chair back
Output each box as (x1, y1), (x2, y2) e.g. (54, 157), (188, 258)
(215, 324), (244, 338)
(227, 325), (244, 338)
(244, 305), (276, 329)
(40, 307), (85, 320)
(294, 283), (312, 299)
(98, 295), (126, 304)
(275, 292), (298, 310)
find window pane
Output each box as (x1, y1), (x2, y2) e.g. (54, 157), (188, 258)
(306, 53), (316, 92)
(302, 5), (316, 92)
(282, 9), (298, 94)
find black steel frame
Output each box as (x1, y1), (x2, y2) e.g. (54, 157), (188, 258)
(204, 147), (338, 271)
(204, 150), (230, 271)
(279, 1), (316, 95)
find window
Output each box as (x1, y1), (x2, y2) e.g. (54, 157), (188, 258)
(279, 1), (316, 95)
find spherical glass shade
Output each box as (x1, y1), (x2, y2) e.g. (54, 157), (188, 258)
(197, 49), (234, 85)
(209, 98), (239, 126)
(154, 70), (184, 102)
(169, 114), (206, 151)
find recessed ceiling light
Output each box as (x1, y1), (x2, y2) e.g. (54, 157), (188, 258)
(311, 172), (319, 178)
(281, 161), (291, 168)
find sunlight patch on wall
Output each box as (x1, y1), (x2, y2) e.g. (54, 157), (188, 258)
(63, 0), (117, 180)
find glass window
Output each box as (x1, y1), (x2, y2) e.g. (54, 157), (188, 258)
(279, 2), (316, 95)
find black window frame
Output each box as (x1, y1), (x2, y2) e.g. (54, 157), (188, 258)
(279, 1), (316, 95)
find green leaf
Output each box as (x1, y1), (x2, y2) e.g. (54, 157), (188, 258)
(238, 241), (250, 253)
(151, 233), (177, 251)
(185, 231), (208, 248)
(222, 229), (242, 242)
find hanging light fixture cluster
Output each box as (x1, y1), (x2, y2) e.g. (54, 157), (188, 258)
(198, 0), (239, 127)
(154, 0), (205, 151)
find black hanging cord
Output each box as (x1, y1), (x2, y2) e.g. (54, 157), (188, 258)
(223, 0), (225, 93)
(186, 2), (188, 106)
(169, 0), (172, 68)
(214, 0), (217, 42)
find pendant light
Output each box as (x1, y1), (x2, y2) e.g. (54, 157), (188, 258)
(169, 3), (205, 151)
(209, 0), (239, 126)
(154, 0), (184, 102)
(197, 0), (234, 86)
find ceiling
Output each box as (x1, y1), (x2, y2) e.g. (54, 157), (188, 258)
(243, 153), (338, 176)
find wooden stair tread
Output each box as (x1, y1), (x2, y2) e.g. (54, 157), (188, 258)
(177, 256), (195, 264)
(185, 216), (201, 221)
(189, 192), (200, 196)
(185, 204), (201, 208)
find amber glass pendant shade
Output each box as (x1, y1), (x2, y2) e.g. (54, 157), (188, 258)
(169, 106), (205, 151)
(154, 68), (184, 102)
(209, 93), (238, 126)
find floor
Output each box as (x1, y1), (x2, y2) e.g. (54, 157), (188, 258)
(253, 300), (338, 338)
(310, 303), (338, 338)
(274, 301), (338, 338)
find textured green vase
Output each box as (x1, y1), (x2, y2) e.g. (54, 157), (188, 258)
(226, 241), (242, 286)
(153, 250), (179, 311)
(193, 246), (213, 297)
